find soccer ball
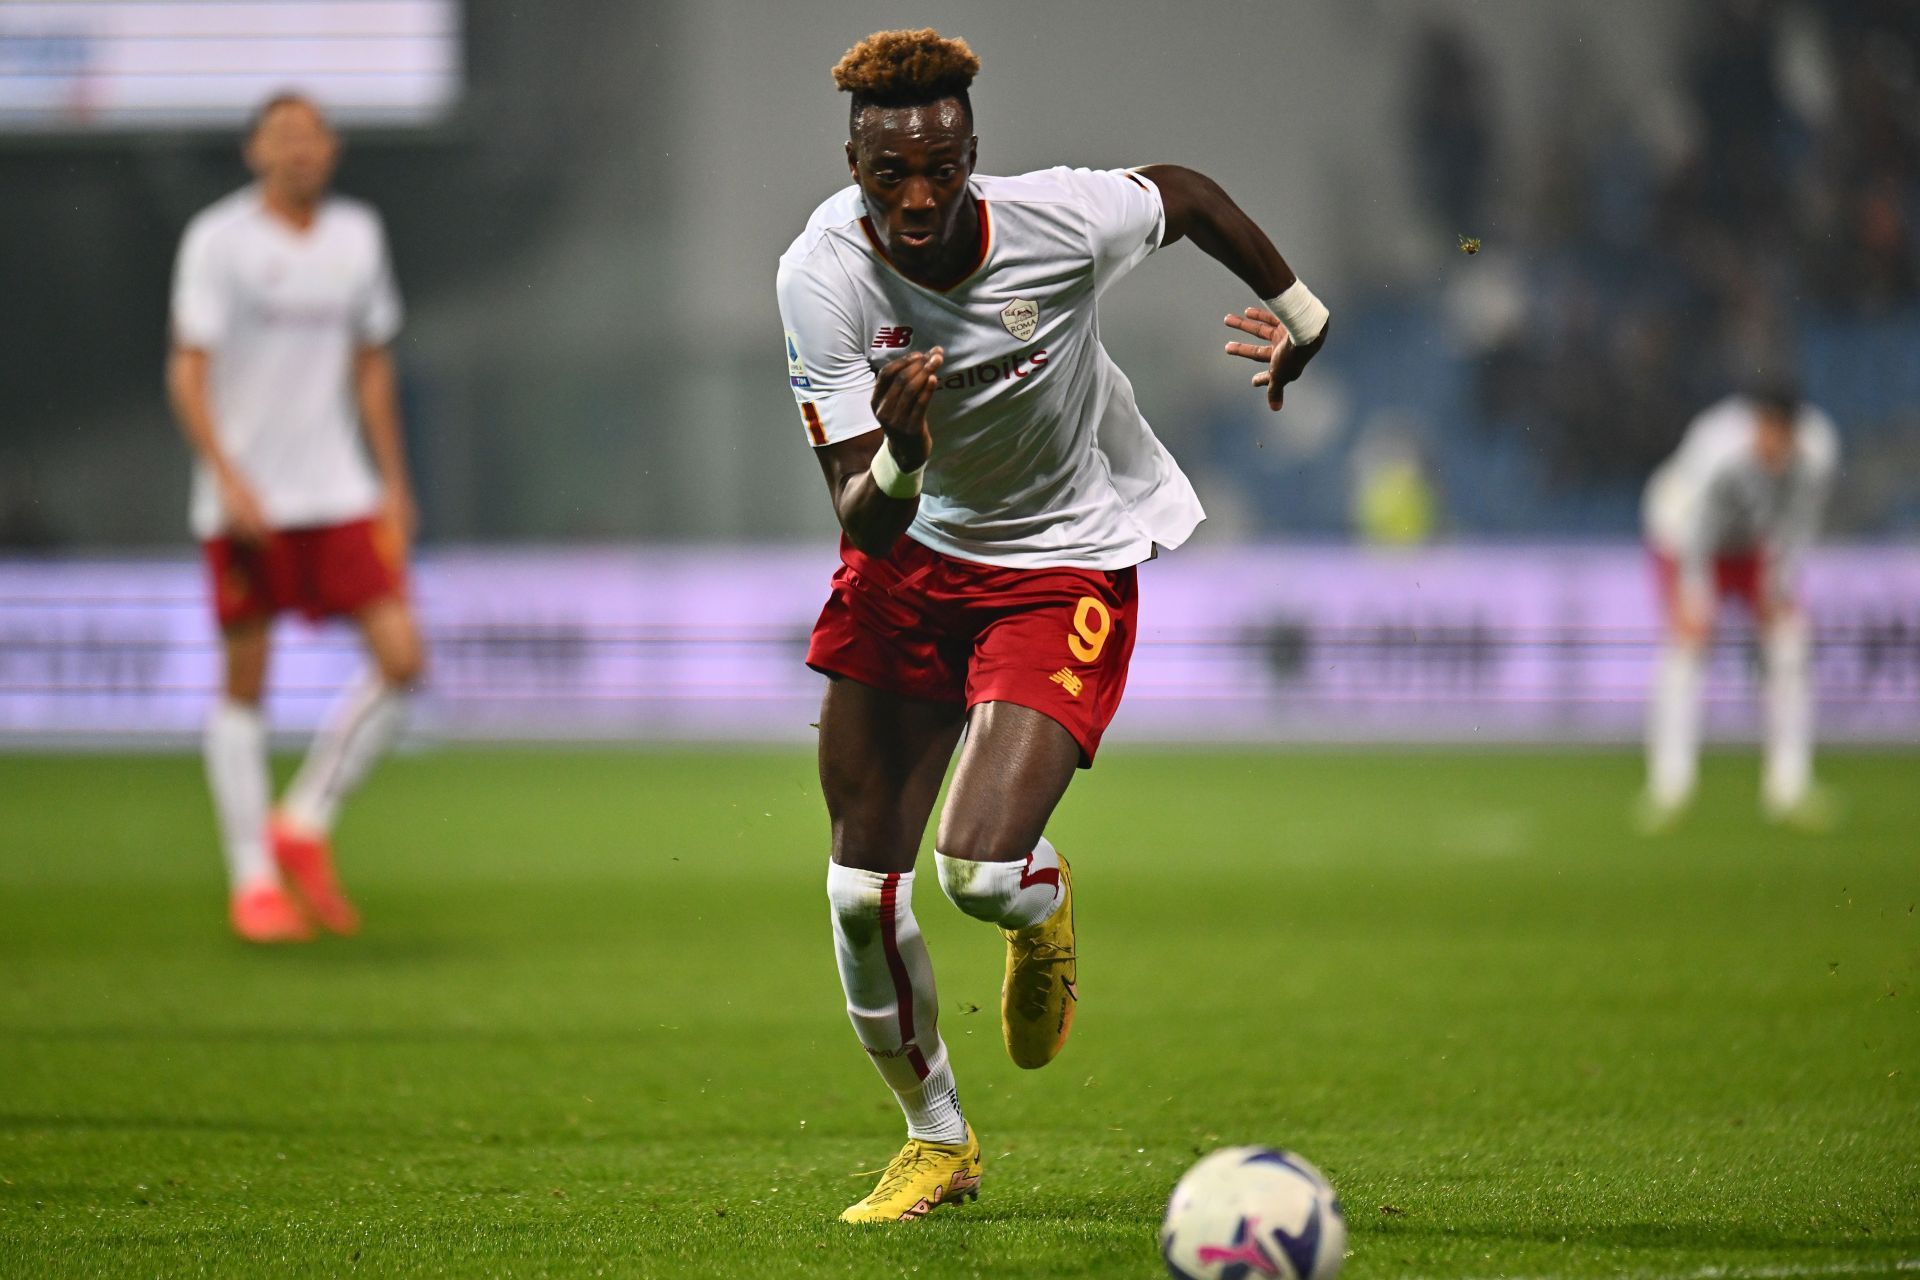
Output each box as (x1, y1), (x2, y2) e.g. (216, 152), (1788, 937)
(1160, 1146), (1347, 1280)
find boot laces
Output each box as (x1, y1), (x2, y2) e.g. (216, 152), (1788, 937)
(1008, 938), (1072, 1019)
(868, 1139), (954, 1202)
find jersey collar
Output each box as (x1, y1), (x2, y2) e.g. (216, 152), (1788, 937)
(859, 195), (992, 295)
(252, 183), (331, 239)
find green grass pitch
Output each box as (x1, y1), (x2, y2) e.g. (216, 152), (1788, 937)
(1, 748), (1914, 1278)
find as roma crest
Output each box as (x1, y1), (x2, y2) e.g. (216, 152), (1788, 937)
(1000, 298), (1039, 342)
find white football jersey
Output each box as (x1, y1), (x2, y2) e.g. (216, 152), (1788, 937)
(171, 185), (402, 539)
(1643, 395), (1839, 595)
(775, 167), (1205, 569)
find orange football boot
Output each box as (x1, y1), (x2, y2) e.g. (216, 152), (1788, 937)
(229, 882), (315, 944)
(270, 818), (361, 936)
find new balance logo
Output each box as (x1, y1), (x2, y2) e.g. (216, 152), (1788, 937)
(872, 325), (914, 349)
(1049, 668), (1083, 698)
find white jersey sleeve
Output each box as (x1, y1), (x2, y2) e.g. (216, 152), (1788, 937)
(1049, 166), (1165, 295)
(170, 215), (231, 349)
(776, 256), (879, 448)
(355, 214), (404, 345)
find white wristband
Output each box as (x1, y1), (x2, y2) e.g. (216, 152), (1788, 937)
(867, 436), (925, 499)
(1263, 278), (1330, 347)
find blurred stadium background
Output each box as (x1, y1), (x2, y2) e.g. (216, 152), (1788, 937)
(3, 0), (1916, 749)
(3, 6), (1916, 1278)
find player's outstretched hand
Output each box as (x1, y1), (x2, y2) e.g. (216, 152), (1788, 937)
(870, 347), (945, 470)
(1224, 306), (1328, 411)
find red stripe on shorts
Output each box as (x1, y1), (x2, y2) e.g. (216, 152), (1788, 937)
(878, 873), (931, 1082)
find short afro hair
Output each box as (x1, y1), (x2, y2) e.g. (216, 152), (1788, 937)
(832, 28), (979, 129)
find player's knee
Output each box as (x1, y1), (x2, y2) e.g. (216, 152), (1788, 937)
(222, 665), (267, 704)
(1765, 613), (1809, 661)
(379, 644), (426, 690)
(385, 657), (424, 691)
(934, 852), (1001, 921)
(825, 860), (884, 947)
(220, 626), (270, 702)
(932, 807), (1033, 868)
(360, 601), (426, 689)
(1667, 630), (1708, 658)
(222, 675), (265, 705)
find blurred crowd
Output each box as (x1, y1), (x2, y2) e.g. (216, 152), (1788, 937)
(1434, 0), (1920, 490)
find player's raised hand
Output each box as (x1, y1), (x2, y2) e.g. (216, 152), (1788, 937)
(870, 347), (945, 470)
(1224, 306), (1328, 411)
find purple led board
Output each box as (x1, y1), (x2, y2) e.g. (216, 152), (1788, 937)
(1, 545), (1914, 745)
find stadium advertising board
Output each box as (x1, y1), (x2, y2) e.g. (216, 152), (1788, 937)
(0, 1), (460, 130)
(1, 546), (1915, 745)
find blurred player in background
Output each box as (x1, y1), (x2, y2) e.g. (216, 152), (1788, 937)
(1640, 385), (1839, 830)
(777, 29), (1328, 1221)
(166, 93), (423, 943)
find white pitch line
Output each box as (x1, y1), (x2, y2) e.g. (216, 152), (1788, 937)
(1404, 1258), (1920, 1280)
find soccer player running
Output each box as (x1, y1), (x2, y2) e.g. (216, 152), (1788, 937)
(167, 94), (423, 943)
(777, 30), (1330, 1222)
(1640, 384), (1839, 830)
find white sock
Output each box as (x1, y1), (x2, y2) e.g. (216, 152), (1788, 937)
(936, 837), (1063, 931)
(280, 669), (409, 835)
(826, 863), (967, 1144)
(1647, 643), (1703, 809)
(1762, 614), (1814, 812)
(204, 699), (272, 891)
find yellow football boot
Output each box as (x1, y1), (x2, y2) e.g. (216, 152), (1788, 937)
(840, 1126), (982, 1223)
(1001, 854), (1076, 1069)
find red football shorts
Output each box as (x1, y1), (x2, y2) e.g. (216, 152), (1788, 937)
(806, 535), (1140, 766)
(202, 516), (407, 629)
(1650, 546), (1766, 615)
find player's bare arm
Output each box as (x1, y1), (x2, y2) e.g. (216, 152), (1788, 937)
(353, 344), (417, 547)
(1135, 164), (1330, 411)
(166, 345), (270, 544)
(814, 345), (947, 558)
